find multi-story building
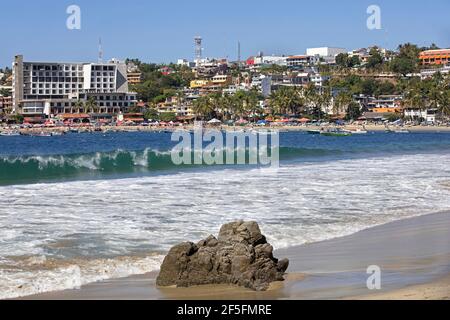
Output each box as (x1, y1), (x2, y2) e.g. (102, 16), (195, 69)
(420, 65), (450, 79)
(127, 72), (143, 85)
(306, 47), (347, 64)
(419, 49), (450, 66)
(368, 95), (403, 110)
(286, 55), (318, 68)
(403, 108), (437, 123)
(310, 73), (330, 87)
(307, 47), (347, 57)
(0, 95), (12, 114)
(156, 96), (194, 117)
(12, 55), (137, 120)
(246, 55), (287, 71)
(211, 75), (232, 87)
(251, 75), (272, 97)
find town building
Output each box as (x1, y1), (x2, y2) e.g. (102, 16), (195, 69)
(0, 95), (12, 114)
(190, 79), (212, 89)
(286, 55), (318, 68)
(127, 72), (143, 85)
(12, 55), (137, 121)
(156, 96), (194, 117)
(177, 59), (195, 68)
(306, 47), (347, 64)
(367, 95), (403, 110)
(211, 74), (232, 87)
(251, 75), (272, 97)
(403, 107), (437, 123)
(419, 49), (450, 66)
(420, 65), (450, 80)
(310, 73), (330, 87)
(246, 55), (287, 70)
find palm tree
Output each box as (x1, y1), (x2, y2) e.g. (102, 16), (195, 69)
(318, 87), (332, 118)
(85, 97), (97, 114)
(269, 86), (304, 116)
(245, 89), (263, 122)
(74, 100), (85, 114)
(304, 84), (322, 119)
(193, 95), (214, 120)
(403, 81), (427, 121)
(220, 94), (239, 121)
(333, 91), (353, 116)
(437, 90), (450, 120)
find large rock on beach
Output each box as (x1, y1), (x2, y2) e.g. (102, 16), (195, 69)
(156, 221), (289, 291)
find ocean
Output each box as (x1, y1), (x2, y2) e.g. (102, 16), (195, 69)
(1, 130), (450, 298)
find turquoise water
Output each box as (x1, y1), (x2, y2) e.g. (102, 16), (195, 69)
(1, 130), (450, 298)
(1, 131), (450, 185)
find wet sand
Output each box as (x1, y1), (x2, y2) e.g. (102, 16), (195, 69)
(21, 211), (450, 300)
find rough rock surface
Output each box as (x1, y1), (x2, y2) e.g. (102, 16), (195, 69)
(156, 221), (289, 291)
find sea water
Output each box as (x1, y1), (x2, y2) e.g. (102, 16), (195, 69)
(1, 131), (450, 298)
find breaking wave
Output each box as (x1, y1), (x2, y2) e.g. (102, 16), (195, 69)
(0, 147), (340, 185)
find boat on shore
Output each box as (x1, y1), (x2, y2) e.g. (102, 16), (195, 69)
(394, 128), (410, 134)
(0, 131), (21, 136)
(344, 128), (368, 135)
(30, 132), (52, 137)
(307, 129), (322, 135)
(321, 128), (352, 137)
(386, 127), (410, 134)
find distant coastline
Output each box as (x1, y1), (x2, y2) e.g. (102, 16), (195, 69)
(2, 123), (450, 136)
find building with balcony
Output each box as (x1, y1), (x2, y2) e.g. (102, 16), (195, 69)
(211, 75), (232, 87)
(286, 55), (318, 68)
(12, 55), (137, 120)
(310, 73), (330, 87)
(419, 49), (450, 66)
(420, 65), (450, 79)
(127, 72), (143, 85)
(0, 95), (12, 114)
(368, 95), (403, 110)
(403, 108), (437, 123)
(156, 96), (194, 117)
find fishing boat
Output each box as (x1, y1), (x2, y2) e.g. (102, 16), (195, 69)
(394, 128), (410, 134)
(0, 131), (21, 136)
(344, 128), (368, 135)
(31, 132), (52, 137)
(321, 128), (352, 137)
(307, 129), (321, 135)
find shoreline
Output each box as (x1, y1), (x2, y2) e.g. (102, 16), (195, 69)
(18, 211), (450, 300)
(3, 124), (450, 135)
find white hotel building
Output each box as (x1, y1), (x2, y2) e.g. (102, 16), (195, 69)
(12, 55), (137, 120)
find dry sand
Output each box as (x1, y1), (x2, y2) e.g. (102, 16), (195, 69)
(20, 211), (450, 300)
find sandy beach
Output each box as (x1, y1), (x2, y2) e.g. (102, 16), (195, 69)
(20, 211), (450, 300)
(5, 123), (450, 136)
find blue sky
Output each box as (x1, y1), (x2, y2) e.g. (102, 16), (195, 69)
(1, 0), (449, 67)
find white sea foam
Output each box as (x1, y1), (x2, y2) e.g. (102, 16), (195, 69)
(1, 152), (450, 298)
(0, 254), (164, 299)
